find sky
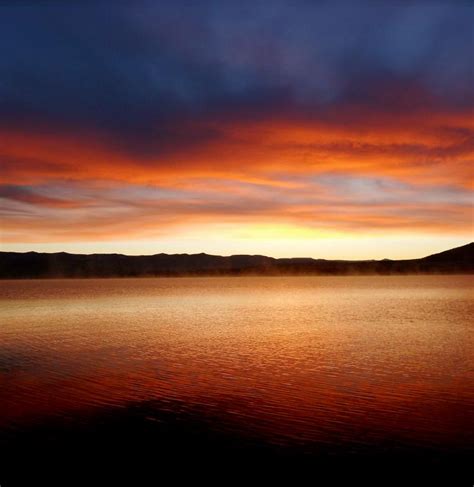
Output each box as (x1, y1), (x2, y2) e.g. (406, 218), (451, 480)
(0, 0), (473, 259)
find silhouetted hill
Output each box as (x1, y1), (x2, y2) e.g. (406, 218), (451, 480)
(0, 243), (472, 278)
(420, 243), (473, 265)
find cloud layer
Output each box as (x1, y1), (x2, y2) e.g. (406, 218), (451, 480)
(0, 1), (473, 256)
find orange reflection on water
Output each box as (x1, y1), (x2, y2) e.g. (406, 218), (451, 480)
(0, 275), (473, 450)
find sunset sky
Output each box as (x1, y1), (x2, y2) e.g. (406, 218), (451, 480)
(1, 0), (473, 259)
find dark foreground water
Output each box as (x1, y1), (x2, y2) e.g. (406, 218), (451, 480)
(0, 276), (473, 484)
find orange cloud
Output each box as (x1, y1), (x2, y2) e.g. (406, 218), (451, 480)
(1, 107), (473, 186)
(1, 106), (473, 246)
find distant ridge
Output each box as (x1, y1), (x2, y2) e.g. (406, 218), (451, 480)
(0, 243), (472, 279)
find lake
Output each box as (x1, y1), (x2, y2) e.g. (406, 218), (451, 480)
(0, 275), (473, 483)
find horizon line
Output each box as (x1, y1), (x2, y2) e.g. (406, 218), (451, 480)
(1, 241), (472, 263)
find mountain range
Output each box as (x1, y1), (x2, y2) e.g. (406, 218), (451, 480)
(0, 243), (472, 279)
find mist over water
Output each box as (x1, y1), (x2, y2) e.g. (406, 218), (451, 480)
(1, 275), (473, 482)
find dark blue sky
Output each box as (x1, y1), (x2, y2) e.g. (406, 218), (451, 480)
(1, 0), (472, 141)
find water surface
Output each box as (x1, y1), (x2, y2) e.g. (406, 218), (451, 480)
(1, 276), (473, 481)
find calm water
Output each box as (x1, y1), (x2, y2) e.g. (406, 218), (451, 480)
(1, 275), (473, 481)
